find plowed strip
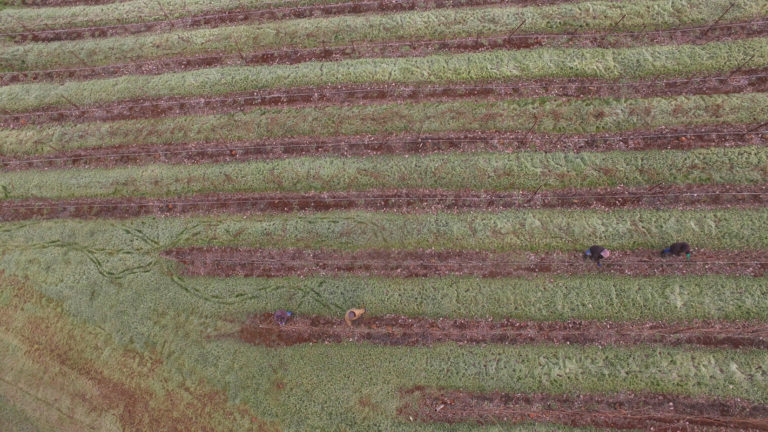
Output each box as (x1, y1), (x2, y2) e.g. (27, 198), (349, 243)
(2, 184), (768, 221)
(3, 0), (578, 43)
(236, 314), (768, 349)
(401, 388), (768, 430)
(3, 20), (766, 85)
(167, 247), (768, 278)
(5, 68), (768, 127)
(3, 126), (767, 171)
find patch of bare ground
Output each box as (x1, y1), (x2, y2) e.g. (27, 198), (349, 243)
(235, 313), (768, 349)
(3, 126), (766, 170)
(2, 20), (767, 85)
(4, 67), (768, 128)
(166, 247), (768, 278)
(400, 388), (768, 431)
(2, 0), (580, 43)
(2, 183), (767, 221)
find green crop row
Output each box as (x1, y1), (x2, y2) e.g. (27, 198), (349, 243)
(5, 208), (768, 254)
(0, 0), (359, 33)
(3, 0), (766, 71)
(4, 92), (768, 156)
(2, 38), (768, 112)
(1, 146), (766, 200)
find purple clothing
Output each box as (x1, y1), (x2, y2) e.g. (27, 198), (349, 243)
(274, 309), (292, 325)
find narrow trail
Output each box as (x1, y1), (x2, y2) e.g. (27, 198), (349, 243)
(2, 184), (767, 221)
(236, 314), (768, 349)
(168, 247), (768, 278)
(3, 68), (768, 127)
(1, 0), (582, 43)
(401, 388), (768, 430)
(3, 19), (766, 85)
(3, 126), (766, 171)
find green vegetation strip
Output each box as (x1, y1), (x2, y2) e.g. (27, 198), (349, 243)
(3, 0), (766, 71)
(4, 92), (768, 156)
(6, 208), (767, 253)
(192, 275), (768, 321)
(2, 38), (768, 112)
(1, 146), (766, 200)
(0, 0), (357, 33)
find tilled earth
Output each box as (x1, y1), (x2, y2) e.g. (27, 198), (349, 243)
(236, 314), (768, 349)
(2, 184), (768, 221)
(168, 247), (768, 278)
(400, 388), (768, 430)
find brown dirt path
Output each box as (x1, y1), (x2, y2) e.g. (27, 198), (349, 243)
(167, 247), (768, 278)
(401, 388), (768, 430)
(2, 0), (579, 43)
(3, 68), (768, 127)
(3, 19), (766, 85)
(236, 314), (768, 349)
(3, 126), (766, 171)
(2, 184), (767, 221)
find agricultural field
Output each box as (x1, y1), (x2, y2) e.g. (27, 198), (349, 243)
(1, 0), (768, 429)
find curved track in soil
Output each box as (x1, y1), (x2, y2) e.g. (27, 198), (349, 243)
(1, 0), (580, 43)
(237, 314), (768, 349)
(3, 68), (768, 127)
(167, 247), (768, 278)
(3, 19), (767, 86)
(2, 184), (768, 221)
(401, 388), (768, 430)
(2, 125), (767, 171)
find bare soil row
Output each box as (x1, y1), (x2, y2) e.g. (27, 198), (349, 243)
(2, 183), (767, 221)
(2, 125), (766, 170)
(168, 247), (768, 278)
(3, 0), (578, 42)
(237, 313), (768, 349)
(4, 68), (768, 127)
(401, 388), (768, 430)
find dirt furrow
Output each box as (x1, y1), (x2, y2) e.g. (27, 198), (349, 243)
(401, 388), (768, 430)
(2, 184), (767, 221)
(2, 0), (579, 43)
(4, 68), (768, 127)
(237, 314), (768, 349)
(168, 247), (768, 278)
(3, 125), (767, 171)
(3, 20), (767, 87)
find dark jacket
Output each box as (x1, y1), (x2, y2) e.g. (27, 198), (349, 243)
(583, 245), (606, 265)
(661, 242), (691, 257)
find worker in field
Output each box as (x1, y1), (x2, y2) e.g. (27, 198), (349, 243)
(583, 245), (610, 267)
(274, 309), (293, 326)
(661, 242), (691, 259)
(345, 308), (366, 326)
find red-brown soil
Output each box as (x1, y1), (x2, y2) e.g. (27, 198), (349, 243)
(3, 69), (768, 127)
(401, 388), (768, 430)
(2, 19), (766, 85)
(2, 0), (580, 43)
(2, 184), (767, 221)
(3, 126), (766, 171)
(167, 247), (768, 278)
(236, 314), (768, 349)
